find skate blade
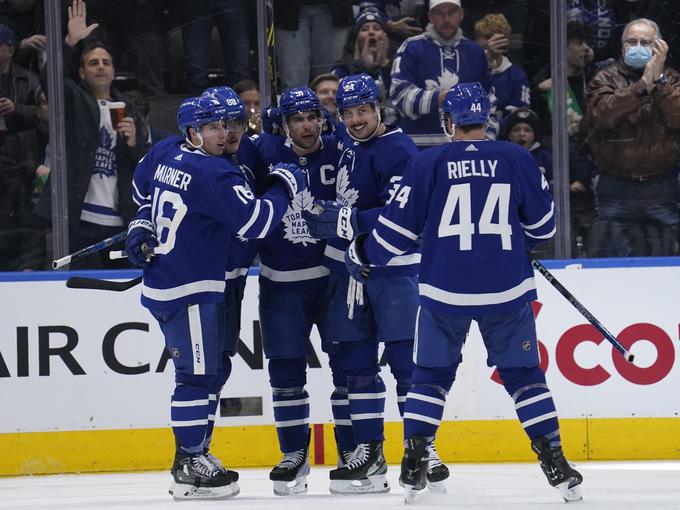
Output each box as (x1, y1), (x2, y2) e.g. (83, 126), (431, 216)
(329, 474), (390, 495)
(404, 485), (421, 504)
(273, 476), (309, 497)
(557, 479), (583, 502)
(170, 481), (240, 500)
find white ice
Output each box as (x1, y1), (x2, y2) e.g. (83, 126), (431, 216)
(1, 461), (678, 510)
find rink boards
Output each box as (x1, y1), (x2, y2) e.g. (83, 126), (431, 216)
(1, 258), (679, 476)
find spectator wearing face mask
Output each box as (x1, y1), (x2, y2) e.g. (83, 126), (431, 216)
(586, 17), (680, 257)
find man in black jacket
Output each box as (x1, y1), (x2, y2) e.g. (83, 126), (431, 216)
(37, 0), (145, 268)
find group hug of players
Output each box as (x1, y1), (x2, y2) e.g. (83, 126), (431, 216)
(124, 75), (583, 503)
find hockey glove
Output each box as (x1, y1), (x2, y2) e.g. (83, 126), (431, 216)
(125, 219), (157, 267)
(261, 106), (284, 135)
(301, 199), (359, 240)
(267, 162), (308, 199)
(345, 233), (371, 283)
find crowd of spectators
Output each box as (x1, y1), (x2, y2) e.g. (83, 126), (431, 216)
(1, 0), (679, 271)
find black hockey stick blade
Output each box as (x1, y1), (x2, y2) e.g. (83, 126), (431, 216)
(66, 275), (142, 292)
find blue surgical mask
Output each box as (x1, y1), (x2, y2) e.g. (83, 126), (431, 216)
(624, 46), (652, 69)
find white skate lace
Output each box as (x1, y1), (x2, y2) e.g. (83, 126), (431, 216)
(346, 443), (370, 469)
(205, 452), (226, 472)
(426, 443), (444, 471)
(276, 449), (306, 469)
(191, 454), (220, 478)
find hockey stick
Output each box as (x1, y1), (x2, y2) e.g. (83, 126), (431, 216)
(52, 230), (127, 269)
(265, 0), (278, 106)
(531, 258), (634, 363)
(66, 275), (142, 292)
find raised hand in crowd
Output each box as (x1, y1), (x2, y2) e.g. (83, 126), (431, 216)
(386, 17), (422, 38)
(20, 34), (47, 52)
(641, 38), (669, 91)
(65, 0), (99, 47)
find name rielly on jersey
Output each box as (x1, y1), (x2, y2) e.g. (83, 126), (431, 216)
(447, 159), (498, 180)
(153, 163), (192, 191)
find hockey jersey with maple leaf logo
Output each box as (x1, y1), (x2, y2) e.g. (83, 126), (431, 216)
(255, 133), (340, 291)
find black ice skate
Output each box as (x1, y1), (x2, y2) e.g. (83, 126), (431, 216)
(169, 451), (240, 501)
(270, 441), (311, 496)
(329, 441), (390, 495)
(425, 441), (450, 493)
(399, 436), (429, 503)
(531, 437), (583, 502)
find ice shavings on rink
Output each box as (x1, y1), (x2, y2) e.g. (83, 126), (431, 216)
(0, 461), (679, 510)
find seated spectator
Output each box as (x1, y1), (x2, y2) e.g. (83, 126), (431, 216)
(310, 72), (340, 130)
(389, 0), (499, 149)
(474, 13), (530, 118)
(500, 108), (552, 181)
(233, 79), (261, 135)
(332, 9), (393, 100)
(587, 17), (680, 257)
(0, 24), (42, 134)
(125, 90), (174, 149)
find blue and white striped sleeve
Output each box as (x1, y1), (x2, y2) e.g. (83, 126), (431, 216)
(517, 151), (556, 249)
(389, 39), (438, 120)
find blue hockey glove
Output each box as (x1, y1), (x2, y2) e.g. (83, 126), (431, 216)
(267, 162), (308, 199)
(302, 200), (359, 240)
(261, 105), (284, 135)
(125, 219), (157, 267)
(345, 233), (370, 283)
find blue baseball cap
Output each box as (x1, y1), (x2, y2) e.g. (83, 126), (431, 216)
(0, 24), (16, 47)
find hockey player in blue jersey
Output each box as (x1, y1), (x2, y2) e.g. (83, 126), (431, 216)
(254, 86), (344, 496)
(125, 95), (307, 501)
(303, 74), (449, 494)
(389, 0), (499, 148)
(344, 82), (583, 503)
(199, 85), (268, 474)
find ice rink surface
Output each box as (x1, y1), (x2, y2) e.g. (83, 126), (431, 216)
(1, 461), (679, 510)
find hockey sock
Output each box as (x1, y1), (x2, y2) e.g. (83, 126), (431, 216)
(383, 340), (415, 417)
(499, 366), (561, 446)
(331, 386), (355, 452)
(201, 393), (219, 452)
(348, 374), (386, 443)
(272, 387), (310, 452)
(404, 365), (455, 440)
(269, 357), (309, 452)
(202, 355), (232, 451)
(171, 382), (211, 454)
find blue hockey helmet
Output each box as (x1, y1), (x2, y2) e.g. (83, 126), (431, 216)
(203, 86), (246, 121)
(441, 82), (490, 127)
(177, 95), (227, 136)
(335, 73), (379, 111)
(279, 86), (321, 118)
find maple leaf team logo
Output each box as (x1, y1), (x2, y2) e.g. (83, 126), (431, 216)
(336, 165), (359, 208)
(283, 188), (318, 246)
(425, 68), (459, 92)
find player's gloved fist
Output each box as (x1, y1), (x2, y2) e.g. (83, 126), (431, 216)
(345, 233), (370, 283)
(125, 219), (158, 267)
(267, 162), (308, 199)
(261, 106), (283, 135)
(302, 199), (358, 240)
